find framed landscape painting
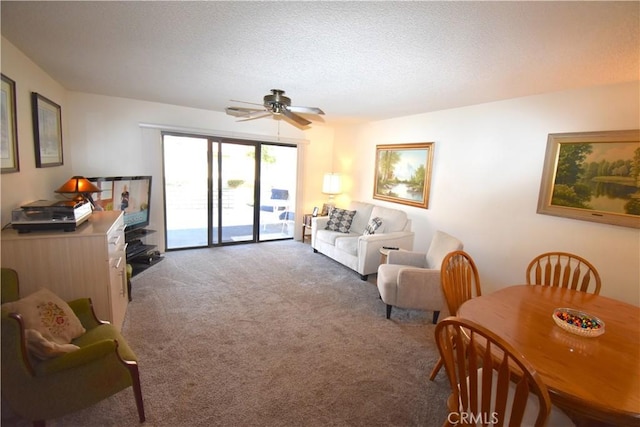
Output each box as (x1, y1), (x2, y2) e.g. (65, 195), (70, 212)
(32, 92), (63, 167)
(537, 129), (640, 229)
(374, 142), (434, 209)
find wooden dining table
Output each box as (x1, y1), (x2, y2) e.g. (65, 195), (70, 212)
(457, 284), (640, 427)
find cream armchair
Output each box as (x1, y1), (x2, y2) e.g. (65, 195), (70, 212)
(376, 231), (463, 322)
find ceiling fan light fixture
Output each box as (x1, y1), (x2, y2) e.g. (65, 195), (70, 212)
(263, 89), (291, 108)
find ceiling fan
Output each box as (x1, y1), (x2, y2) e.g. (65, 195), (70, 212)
(226, 89), (325, 127)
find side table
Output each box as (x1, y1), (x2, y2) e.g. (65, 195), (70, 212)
(302, 214), (313, 243)
(379, 247), (402, 264)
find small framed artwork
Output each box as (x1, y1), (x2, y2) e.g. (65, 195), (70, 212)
(373, 142), (435, 209)
(32, 92), (63, 167)
(320, 203), (335, 216)
(537, 129), (640, 229)
(1, 74), (19, 173)
(312, 206), (319, 217)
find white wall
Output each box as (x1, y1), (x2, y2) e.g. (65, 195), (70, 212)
(300, 124), (336, 212)
(333, 81), (640, 304)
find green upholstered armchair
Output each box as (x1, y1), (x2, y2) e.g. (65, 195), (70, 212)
(1, 268), (145, 427)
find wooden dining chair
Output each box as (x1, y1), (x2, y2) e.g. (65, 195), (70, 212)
(526, 252), (601, 295)
(429, 250), (481, 381)
(435, 317), (575, 427)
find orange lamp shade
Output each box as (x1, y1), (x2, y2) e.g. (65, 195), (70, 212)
(55, 176), (101, 194)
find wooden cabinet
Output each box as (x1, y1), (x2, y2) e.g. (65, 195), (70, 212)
(1, 211), (129, 330)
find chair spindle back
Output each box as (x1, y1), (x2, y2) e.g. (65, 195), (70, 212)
(526, 252), (601, 295)
(435, 317), (552, 427)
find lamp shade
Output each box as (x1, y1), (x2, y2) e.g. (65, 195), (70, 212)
(322, 173), (341, 195)
(55, 176), (101, 194)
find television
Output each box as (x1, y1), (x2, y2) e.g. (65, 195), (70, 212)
(88, 176), (152, 234)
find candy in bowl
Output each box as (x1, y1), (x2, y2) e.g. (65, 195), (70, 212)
(552, 308), (605, 337)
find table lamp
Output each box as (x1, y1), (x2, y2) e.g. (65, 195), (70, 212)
(322, 173), (341, 200)
(55, 176), (101, 205)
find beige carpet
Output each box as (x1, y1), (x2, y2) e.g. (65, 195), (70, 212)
(2, 240), (451, 426)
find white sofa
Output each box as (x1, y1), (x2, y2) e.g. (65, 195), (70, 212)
(311, 201), (415, 280)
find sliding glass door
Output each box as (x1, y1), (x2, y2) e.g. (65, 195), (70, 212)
(258, 144), (297, 241)
(163, 133), (297, 250)
(216, 142), (256, 244)
(163, 135), (209, 248)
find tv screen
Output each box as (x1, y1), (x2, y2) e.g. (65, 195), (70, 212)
(88, 176), (152, 232)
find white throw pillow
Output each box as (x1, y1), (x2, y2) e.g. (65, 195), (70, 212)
(24, 328), (80, 360)
(1, 288), (86, 345)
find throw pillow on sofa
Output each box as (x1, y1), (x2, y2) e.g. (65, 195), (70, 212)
(363, 217), (383, 235)
(325, 208), (357, 233)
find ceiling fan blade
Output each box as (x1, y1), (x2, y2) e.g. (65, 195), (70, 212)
(282, 108), (311, 126)
(228, 90), (323, 127)
(288, 106), (325, 115)
(230, 99), (264, 107)
(226, 107), (264, 117)
(237, 111), (272, 122)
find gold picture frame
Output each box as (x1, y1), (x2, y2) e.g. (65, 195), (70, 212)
(373, 142), (434, 209)
(537, 129), (640, 229)
(32, 92), (63, 167)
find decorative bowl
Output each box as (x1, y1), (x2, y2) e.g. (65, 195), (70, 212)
(552, 308), (605, 338)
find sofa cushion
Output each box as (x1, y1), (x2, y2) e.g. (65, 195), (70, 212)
(334, 236), (359, 256)
(316, 229), (360, 245)
(325, 208), (357, 233)
(370, 206), (408, 233)
(348, 201), (374, 235)
(363, 217), (383, 235)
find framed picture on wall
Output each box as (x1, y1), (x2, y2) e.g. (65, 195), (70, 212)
(373, 142), (434, 209)
(1, 74), (19, 173)
(32, 92), (63, 167)
(537, 129), (640, 229)
(320, 203), (334, 216)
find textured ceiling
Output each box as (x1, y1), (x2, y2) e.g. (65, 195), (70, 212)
(1, 1), (638, 126)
